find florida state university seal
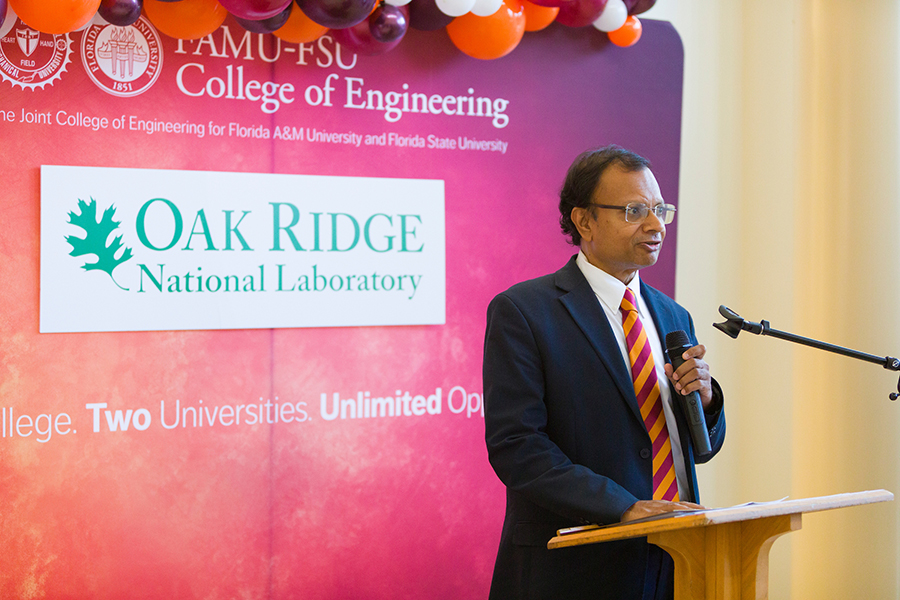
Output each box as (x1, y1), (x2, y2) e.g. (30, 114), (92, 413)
(81, 17), (162, 98)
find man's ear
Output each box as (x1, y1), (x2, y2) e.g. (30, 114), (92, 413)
(571, 206), (593, 242)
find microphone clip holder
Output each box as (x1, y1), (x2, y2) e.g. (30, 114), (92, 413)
(714, 305), (900, 401)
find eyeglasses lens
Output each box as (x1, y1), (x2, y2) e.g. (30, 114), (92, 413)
(624, 203), (674, 225)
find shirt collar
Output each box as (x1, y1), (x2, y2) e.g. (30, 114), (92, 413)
(575, 250), (643, 315)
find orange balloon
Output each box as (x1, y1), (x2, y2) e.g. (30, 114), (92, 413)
(447, 0), (525, 61)
(608, 14), (641, 47)
(144, 0), (229, 40)
(522, 0), (557, 32)
(9, 0), (100, 34)
(274, 5), (328, 43)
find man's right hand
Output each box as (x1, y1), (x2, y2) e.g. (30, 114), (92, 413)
(620, 499), (704, 522)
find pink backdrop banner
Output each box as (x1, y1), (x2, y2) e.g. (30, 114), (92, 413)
(0, 16), (684, 600)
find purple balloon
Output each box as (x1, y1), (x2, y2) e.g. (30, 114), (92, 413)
(331, 6), (408, 55)
(556, 0), (607, 27)
(369, 3), (406, 43)
(98, 0), (143, 26)
(407, 0), (451, 31)
(219, 0), (292, 20)
(234, 2), (292, 31)
(0, 0), (7, 29)
(296, 0), (376, 29)
(625, 0), (655, 14)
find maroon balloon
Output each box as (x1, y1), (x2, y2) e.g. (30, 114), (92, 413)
(329, 24), (396, 55)
(98, 0), (143, 26)
(296, 0), (376, 29)
(0, 0), (7, 28)
(219, 0), (292, 20)
(234, 2), (292, 31)
(369, 3), (406, 43)
(556, 0), (607, 27)
(625, 0), (654, 14)
(407, 0), (451, 31)
(330, 4), (408, 55)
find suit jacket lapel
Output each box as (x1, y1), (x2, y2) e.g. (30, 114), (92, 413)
(555, 257), (644, 427)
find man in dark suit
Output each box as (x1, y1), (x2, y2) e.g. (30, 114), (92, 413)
(483, 146), (726, 600)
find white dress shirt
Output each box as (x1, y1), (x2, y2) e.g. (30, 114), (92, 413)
(575, 251), (689, 500)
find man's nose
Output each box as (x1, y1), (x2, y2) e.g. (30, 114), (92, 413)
(643, 210), (665, 232)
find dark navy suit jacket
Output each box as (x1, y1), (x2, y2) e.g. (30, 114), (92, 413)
(483, 256), (725, 600)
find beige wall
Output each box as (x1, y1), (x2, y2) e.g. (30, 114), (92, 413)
(643, 1), (900, 597)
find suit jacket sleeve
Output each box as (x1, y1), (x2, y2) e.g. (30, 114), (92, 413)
(483, 292), (639, 525)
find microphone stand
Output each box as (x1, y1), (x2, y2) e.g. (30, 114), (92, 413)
(713, 305), (900, 401)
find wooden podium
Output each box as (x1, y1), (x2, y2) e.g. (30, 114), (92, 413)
(548, 490), (893, 600)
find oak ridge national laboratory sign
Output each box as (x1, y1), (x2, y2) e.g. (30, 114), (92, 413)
(40, 165), (445, 333)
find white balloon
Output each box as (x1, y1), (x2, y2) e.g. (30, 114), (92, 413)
(436, 0), (476, 18)
(88, 13), (112, 28)
(385, 0), (412, 6)
(592, 0), (627, 32)
(470, 0), (502, 17)
(0, 4), (17, 38)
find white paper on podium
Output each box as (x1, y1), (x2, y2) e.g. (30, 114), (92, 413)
(557, 497), (790, 536)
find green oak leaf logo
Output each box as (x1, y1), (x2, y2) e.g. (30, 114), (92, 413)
(66, 198), (133, 291)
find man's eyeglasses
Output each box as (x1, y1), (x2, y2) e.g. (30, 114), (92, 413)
(588, 202), (676, 225)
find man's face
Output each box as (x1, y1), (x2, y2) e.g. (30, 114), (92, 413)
(573, 165), (666, 284)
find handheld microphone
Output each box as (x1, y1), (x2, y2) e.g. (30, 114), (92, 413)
(665, 330), (713, 459)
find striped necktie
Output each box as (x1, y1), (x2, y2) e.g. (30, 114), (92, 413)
(620, 288), (679, 502)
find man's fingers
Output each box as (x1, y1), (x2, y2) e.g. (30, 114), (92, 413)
(675, 367), (707, 391)
(673, 357), (708, 380)
(680, 344), (706, 361)
(673, 501), (704, 511)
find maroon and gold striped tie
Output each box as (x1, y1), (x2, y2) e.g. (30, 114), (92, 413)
(620, 288), (679, 502)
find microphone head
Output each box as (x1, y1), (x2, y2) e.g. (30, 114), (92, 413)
(665, 330), (691, 352)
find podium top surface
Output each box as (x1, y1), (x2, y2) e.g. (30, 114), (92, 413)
(548, 489), (893, 549)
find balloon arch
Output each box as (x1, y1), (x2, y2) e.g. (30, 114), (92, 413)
(0, 0), (652, 60)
